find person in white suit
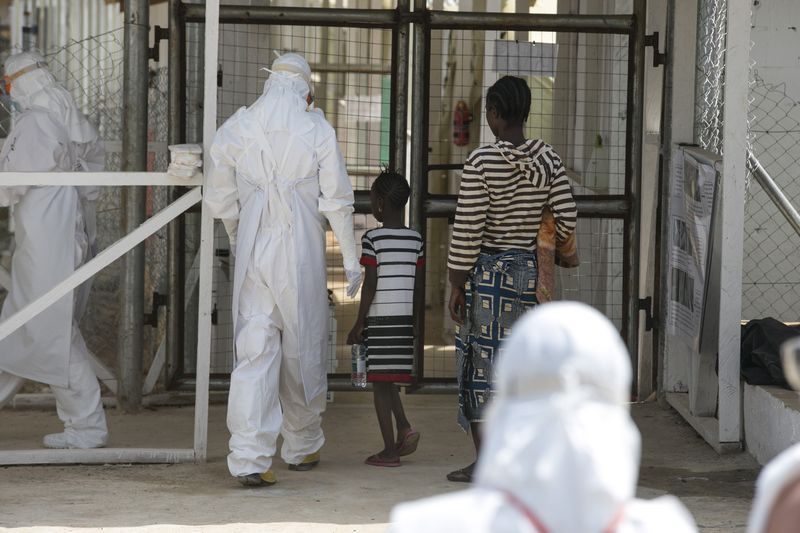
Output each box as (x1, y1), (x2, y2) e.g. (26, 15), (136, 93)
(204, 53), (361, 486)
(390, 302), (698, 533)
(0, 50), (107, 449)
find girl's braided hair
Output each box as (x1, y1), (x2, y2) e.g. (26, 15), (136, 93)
(372, 169), (411, 209)
(486, 75), (531, 125)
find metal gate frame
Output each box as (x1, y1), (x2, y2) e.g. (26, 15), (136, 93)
(170, 1), (647, 396)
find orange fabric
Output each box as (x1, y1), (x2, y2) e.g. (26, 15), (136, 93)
(536, 207), (579, 303)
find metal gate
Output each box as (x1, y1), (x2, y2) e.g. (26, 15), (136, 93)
(167, 1), (646, 394)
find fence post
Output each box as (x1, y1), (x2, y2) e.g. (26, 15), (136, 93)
(119, 0), (150, 411)
(625, 0), (646, 397)
(409, 0), (429, 384)
(166, 0), (186, 389)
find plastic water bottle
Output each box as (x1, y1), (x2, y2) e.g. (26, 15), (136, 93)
(351, 344), (367, 389)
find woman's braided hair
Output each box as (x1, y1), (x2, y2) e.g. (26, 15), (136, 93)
(486, 75), (531, 125)
(372, 169), (411, 209)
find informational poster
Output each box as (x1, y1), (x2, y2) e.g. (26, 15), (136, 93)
(668, 148), (719, 340)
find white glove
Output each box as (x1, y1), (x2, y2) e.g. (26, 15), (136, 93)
(346, 269), (363, 298)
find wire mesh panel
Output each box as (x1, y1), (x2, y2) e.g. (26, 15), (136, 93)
(694, 0), (727, 154)
(423, 28), (629, 379)
(183, 22), (392, 378)
(742, 75), (800, 321)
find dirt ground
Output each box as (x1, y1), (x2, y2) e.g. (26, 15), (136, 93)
(0, 393), (759, 532)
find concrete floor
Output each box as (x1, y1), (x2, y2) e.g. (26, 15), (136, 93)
(0, 393), (759, 532)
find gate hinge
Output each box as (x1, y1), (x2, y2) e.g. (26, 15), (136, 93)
(638, 296), (654, 332)
(144, 291), (168, 328)
(644, 32), (666, 68)
(211, 303), (219, 326)
(149, 25), (170, 63)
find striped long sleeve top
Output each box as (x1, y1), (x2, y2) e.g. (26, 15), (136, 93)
(447, 139), (578, 272)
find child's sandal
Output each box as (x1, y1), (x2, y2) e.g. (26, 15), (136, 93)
(396, 428), (420, 457)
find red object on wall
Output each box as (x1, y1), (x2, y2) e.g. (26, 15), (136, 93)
(453, 100), (472, 147)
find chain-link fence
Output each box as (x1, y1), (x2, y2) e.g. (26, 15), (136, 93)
(694, 0), (727, 154)
(742, 74), (800, 321)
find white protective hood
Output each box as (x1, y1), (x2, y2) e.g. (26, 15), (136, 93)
(5, 51), (99, 146)
(749, 443), (800, 533)
(390, 302), (698, 533)
(475, 301), (639, 531)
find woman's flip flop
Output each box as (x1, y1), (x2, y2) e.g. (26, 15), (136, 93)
(446, 462), (475, 483)
(365, 453), (401, 467)
(396, 428), (421, 457)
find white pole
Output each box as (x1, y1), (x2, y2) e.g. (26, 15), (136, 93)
(193, 0), (219, 463)
(717, 0), (750, 444)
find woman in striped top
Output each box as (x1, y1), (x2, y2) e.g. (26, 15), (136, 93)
(446, 76), (578, 483)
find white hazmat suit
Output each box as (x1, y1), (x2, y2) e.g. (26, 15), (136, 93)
(0, 51), (107, 449)
(749, 443), (800, 533)
(205, 53), (361, 478)
(390, 302), (697, 533)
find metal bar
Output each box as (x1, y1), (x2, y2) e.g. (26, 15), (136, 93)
(119, 0), (150, 412)
(309, 62), (391, 75)
(0, 189), (202, 346)
(392, 0), (410, 176)
(167, 0), (187, 397)
(748, 152), (800, 240)
(624, 0), (646, 397)
(353, 190), (629, 218)
(409, 0), (429, 383)
(194, 0), (220, 463)
(184, 4), (397, 28)
(0, 172), (202, 187)
(428, 11), (634, 34)
(0, 448), (196, 466)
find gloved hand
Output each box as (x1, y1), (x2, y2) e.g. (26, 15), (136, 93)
(346, 269), (362, 298)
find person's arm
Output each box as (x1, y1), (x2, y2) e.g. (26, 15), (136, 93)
(0, 113), (59, 205)
(347, 232), (377, 344)
(347, 265), (377, 345)
(204, 124), (241, 252)
(316, 122), (361, 296)
(545, 149), (577, 242)
(447, 154), (487, 323)
(414, 242), (426, 337)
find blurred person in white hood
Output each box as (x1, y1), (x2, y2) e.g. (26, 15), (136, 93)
(390, 302), (697, 533)
(0, 50), (107, 449)
(749, 444), (800, 533)
(204, 52), (361, 486)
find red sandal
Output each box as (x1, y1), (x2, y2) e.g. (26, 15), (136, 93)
(396, 428), (421, 457)
(365, 453), (401, 467)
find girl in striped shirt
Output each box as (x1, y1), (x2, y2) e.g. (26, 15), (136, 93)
(348, 171), (424, 467)
(446, 75), (578, 483)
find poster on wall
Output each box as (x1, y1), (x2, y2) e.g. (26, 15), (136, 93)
(668, 147), (720, 342)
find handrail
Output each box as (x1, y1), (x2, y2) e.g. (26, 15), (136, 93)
(747, 151), (800, 239)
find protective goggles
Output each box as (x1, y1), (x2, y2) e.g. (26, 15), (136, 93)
(3, 60), (47, 95)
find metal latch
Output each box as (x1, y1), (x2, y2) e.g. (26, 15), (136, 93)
(144, 291), (168, 328)
(149, 25), (170, 63)
(638, 296), (654, 332)
(644, 32), (666, 68)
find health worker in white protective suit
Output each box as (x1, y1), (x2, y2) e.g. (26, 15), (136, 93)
(205, 53), (361, 486)
(749, 443), (800, 533)
(390, 302), (698, 533)
(0, 51), (107, 449)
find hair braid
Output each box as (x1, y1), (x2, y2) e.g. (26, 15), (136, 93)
(486, 75), (532, 125)
(372, 170), (411, 209)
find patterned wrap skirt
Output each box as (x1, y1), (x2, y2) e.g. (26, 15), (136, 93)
(456, 250), (539, 431)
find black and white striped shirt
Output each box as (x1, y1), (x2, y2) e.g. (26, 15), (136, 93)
(361, 227), (424, 317)
(447, 139), (578, 272)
